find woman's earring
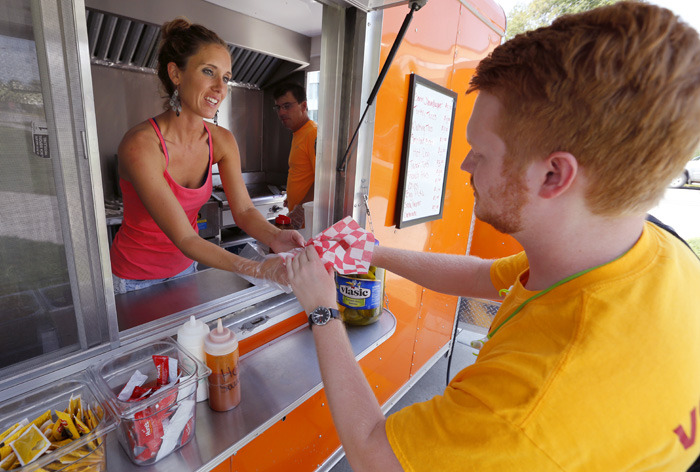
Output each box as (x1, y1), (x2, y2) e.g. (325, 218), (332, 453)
(214, 109), (219, 126)
(169, 88), (182, 117)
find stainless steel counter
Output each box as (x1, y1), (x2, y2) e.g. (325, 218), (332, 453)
(106, 310), (397, 471)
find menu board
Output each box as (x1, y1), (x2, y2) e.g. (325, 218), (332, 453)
(396, 74), (457, 228)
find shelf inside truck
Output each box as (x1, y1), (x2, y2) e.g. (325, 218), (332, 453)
(106, 309), (396, 471)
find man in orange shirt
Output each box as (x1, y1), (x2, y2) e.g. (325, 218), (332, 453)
(274, 82), (317, 229)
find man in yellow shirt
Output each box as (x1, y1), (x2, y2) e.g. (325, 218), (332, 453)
(286, 3), (700, 471)
(274, 82), (317, 229)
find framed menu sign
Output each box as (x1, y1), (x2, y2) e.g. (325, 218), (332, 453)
(396, 74), (457, 228)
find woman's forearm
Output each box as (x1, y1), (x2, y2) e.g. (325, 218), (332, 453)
(232, 206), (280, 247)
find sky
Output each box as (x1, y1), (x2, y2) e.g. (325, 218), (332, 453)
(498, 0), (700, 33)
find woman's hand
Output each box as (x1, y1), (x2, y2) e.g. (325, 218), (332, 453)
(254, 256), (289, 286)
(285, 246), (337, 313)
(269, 229), (305, 253)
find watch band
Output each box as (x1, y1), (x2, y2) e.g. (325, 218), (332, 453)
(308, 306), (341, 329)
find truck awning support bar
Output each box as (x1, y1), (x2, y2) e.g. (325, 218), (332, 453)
(336, 0), (426, 173)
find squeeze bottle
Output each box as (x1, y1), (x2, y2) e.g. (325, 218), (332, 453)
(176, 315), (210, 402)
(204, 319), (241, 411)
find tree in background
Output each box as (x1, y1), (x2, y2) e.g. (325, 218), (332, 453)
(506, 0), (624, 40)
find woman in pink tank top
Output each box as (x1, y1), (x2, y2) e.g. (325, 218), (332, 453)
(110, 19), (304, 294)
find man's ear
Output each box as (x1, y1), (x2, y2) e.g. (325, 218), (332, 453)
(300, 100), (308, 113)
(167, 62), (180, 87)
(538, 151), (578, 199)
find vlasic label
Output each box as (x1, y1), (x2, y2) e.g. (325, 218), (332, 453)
(336, 275), (382, 310)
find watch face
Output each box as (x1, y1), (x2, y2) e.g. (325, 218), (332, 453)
(311, 307), (332, 326)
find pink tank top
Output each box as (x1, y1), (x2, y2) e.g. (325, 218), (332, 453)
(110, 118), (214, 280)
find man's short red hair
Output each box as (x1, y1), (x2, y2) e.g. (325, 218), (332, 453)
(469, 1), (700, 216)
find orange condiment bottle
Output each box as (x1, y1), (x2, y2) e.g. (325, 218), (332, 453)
(203, 319), (241, 412)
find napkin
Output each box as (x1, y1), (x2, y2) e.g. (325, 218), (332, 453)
(284, 216), (376, 274)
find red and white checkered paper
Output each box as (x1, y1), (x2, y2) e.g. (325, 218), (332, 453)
(282, 216), (376, 275)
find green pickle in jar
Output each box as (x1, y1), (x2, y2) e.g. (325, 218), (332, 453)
(335, 264), (386, 325)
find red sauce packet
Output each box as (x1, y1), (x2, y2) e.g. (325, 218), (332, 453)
(152, 355), (169, 386)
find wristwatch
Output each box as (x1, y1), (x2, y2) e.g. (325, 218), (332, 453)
(308, 306), (341, 329)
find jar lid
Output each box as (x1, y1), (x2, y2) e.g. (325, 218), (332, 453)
(275, 214), (291, 225)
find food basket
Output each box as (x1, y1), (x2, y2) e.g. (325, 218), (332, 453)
(0, 369), (118, 471)
(90, 338), (210, 465)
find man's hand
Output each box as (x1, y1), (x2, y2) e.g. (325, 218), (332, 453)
(285, 246), (337, 313)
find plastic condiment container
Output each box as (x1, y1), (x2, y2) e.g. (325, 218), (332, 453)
(335, 239), (385, 325)
(0, 370), (117, 472)
(301, 201), (314, 239)
(176, 315), (210, 402)
(204, 319), (241, 412)
(91, 338), (210, 465)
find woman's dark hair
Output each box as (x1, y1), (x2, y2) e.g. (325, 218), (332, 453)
(157, 18), (228, 96)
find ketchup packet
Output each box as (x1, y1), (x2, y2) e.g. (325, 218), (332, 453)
(128, 385), (152, 402)
(180, 416), (195, 447)
(131, 408), (164, 460)
(152, 356), (170, 386)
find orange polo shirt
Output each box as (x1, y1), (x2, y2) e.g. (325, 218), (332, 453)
(286, 120), (317, 211)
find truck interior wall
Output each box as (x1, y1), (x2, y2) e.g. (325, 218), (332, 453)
(262, 69), (308, 187)
(90, 64), (295, 201)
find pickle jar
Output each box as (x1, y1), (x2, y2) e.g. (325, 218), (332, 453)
(335, 241), (385, 325)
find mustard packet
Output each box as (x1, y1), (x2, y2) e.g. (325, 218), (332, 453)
(31, 410), (52, 430)
(0, 421), (31, 460)
(85, 410), (98, 431)
(0, 450), (17, 470)
(54, 411), (80, 441)
(0, 421), (21, 444)
(73, 417), (90, 436)
(10, 423), (51, 467)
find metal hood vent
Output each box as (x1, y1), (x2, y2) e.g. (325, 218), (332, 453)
(86, 8), (284, 89)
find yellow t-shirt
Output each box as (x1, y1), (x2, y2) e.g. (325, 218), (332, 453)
(386, 222), (700, 471)
(286, 120), (317, 211)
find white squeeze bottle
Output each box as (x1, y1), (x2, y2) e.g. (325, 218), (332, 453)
(177, 315), (210, 402)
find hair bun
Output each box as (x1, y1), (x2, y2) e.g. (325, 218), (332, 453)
(161, 18), (192, 38)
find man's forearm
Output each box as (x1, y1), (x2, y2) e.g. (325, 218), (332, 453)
(312, 320), (402, 472)
(372, 246), (498, 299)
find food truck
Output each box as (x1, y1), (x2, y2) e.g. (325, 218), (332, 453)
(0, 0), (515, 470)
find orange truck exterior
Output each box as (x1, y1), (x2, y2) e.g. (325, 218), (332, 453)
(231, 1), (516, 470)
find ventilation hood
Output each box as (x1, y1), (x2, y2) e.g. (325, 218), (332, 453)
(86, 8), (296, 89)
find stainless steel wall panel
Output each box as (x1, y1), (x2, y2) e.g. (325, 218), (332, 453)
(315, 4), (347, 234)
(350, 10), (382, 226)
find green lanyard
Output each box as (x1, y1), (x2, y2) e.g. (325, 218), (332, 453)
(485, 253), (627, 342)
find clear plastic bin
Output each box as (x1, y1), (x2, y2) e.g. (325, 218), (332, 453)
(91, 338), (210, 465)
(0, 370), (118, 471)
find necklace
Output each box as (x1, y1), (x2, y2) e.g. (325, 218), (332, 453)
(470, 253), (626, 351)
